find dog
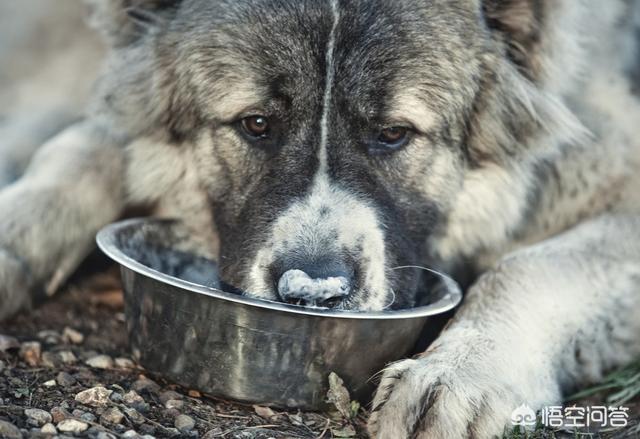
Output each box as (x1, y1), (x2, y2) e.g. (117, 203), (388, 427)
(1, 0), (639, 437)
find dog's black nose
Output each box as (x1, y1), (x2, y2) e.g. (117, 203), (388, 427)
(276, 260), (353, 308)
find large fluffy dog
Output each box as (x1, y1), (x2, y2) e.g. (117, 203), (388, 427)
(1, 0), (640, 437)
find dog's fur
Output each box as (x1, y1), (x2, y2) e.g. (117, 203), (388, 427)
(1, 0), (640, 437)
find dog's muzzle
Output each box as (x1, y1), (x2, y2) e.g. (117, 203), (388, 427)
(274, 258), (353, 308)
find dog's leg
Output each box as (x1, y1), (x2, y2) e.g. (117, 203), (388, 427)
(368, 213), (640, 439)
(0, 121), (126, 320)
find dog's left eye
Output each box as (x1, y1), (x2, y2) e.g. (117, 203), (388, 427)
(368, 126), (411, 154)
(241, 115), (270, 138)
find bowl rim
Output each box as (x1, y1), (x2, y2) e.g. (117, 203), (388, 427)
(96, 218), (463, 320)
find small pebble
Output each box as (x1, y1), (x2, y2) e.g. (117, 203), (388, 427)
(187, 389), (201, 398)
(56, 371), (76, 387)
(123, 390), (144, 405)
(41, 423), (57, 434)
(43, 379), (57, 388)
(50, 406), (71, 423)
(131, 377), (160, 394)
(174, 414), (195, 433)
(101, 407), (125, 424)
(124, 407), (145, 425)
(81, 412), (97, 423)
(114, 357), (135, 369)
(62, 327), (84, 344)
(58, 350), (77, 364)
(96, 432), (118, 439)
(25, 408), (53, 426)
(85, 354), (114, 369)
(123, 430), (139, 438)
(0, 334), (20, 352)
(41, 352), (61, 368)
(159, 390), (183, 405)
(139, 424), (156, 435)
(110, 392), (124, 403)
(165, 399), (184, 410)
(19, 341), (42, 366)
(37, 330), (60, 344)
(57, 419), (89, 434)
(75, 386), (113, 407)
(0, 420), (22, 439)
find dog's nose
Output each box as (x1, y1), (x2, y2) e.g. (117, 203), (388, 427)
(276, 262), (353, 308)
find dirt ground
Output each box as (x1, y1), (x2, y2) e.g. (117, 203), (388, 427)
(0, 260), (638, 439)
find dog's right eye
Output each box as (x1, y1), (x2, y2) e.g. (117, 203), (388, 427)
(241, 115), (270, 139)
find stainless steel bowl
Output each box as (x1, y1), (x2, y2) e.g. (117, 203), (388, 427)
(96, 218), (462, 409)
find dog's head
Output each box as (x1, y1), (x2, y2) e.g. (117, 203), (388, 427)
(91, 0), (585, 310)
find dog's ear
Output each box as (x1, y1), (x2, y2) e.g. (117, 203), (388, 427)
(86, 0), (182, 47)
(481, 0), (545, 80)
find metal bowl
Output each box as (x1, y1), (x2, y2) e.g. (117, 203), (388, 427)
(96, 218), (462, 409)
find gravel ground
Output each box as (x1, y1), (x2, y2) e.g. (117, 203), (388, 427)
(0, 262), (638, 438)
(0, 266), (367, 438)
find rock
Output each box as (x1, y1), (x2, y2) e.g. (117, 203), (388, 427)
(101, 407), (125, 424)
(75, 386), (113, 407)
(96, 432), (118, 439)
(37, 330), (60, 344)
(187, 389), (201, 398)
(40, 423), (57, 434)
(85, 354), (114, 369)
(124, 407), (146, 425)
(56, 371), (76, 387)
(50, 406), (71, 423)
(253, 405), (276, 419)
(25, 408), (52, 426)
(122, 390), (150, 413)
(165, 399), (184, 410)
(110, 391), (123, 403)
(41, 352), (62, 368)
(139, 424), (156, 435)
(81, 412), (97, 423)
(57, 419), (89, 434)
(72, 409), (86, 418)
(43, 379), (57, 388)
(0, 334), (20, 352)
(19, 341), (41, 366)
(131, 377), (160, 394)
(123, 390), (144, 405)
(159, 390), (183, 405)
(62, 327), (84, 344)
(114, 357), (135, 369)
(122, 430), (139, 438)
(174, 414), (195, 433)
(58, 351), (77, 364)
(0, 420), (22, 439)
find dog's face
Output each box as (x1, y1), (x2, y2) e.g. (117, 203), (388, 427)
(94, 0), (583, 310)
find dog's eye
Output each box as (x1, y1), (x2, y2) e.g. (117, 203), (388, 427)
(379, 126), (408, 145)
(241, 115), (270, 138)
(368, 126), (411, 154)
(379, 127), (409, 145)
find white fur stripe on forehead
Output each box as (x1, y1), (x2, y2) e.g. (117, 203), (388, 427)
(318, 0), (340, 173)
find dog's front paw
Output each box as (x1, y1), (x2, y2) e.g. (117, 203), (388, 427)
(0, 247), (35, 320)
(367, 326), (560, 439)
